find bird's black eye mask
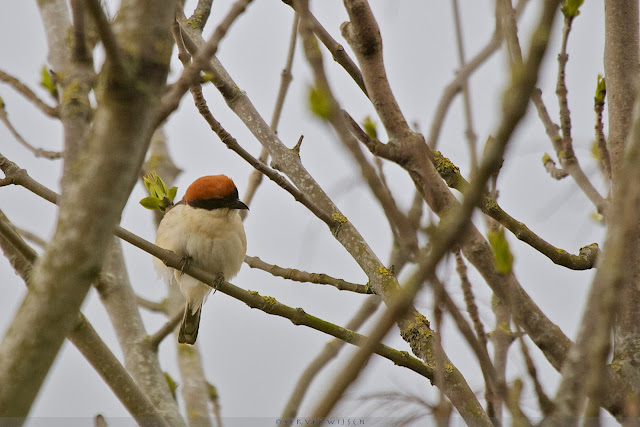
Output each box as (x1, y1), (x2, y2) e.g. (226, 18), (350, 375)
(186, 188), (249, 211)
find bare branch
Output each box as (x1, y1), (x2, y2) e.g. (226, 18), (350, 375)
(187, 0), (214, 31)
(432, 150), (599, 270)
(427, 0), (518, 150)
(284, 0), (367, 96)
(451, 0), (478, 171)
(454, 251), (487, 350)
(136, 296), (167, 313)
(0, 106), (62, 159)
(517, 329), (554, 416)
(340, 0), (409, 140)
(0, 0), (176, 417)
(553, 30), (640, 417)
(594, 91), (611, 180)
(542, 153), (569, 180)
(243, 12), (299, 215)
(499, 0), (608, 216)
(431, 277), (502, 403)
(0, 70), (59, 117)
(84, 0), (126, 75)
(148, 310), (183, 350)
(159, 0), (254, 123)
(245, 255), (371, 294)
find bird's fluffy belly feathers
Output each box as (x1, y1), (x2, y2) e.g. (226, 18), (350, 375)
(154, 203), (247, 288)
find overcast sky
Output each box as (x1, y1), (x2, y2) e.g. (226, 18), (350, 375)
(0, 0), (609, 424)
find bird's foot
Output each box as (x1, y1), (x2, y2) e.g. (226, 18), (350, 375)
(179, 255), (193, 276)
(212, 272), (224, 295)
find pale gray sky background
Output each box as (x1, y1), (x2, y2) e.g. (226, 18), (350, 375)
(0, 0), (608, 423)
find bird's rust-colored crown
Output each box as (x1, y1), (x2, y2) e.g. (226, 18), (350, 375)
(184, 175), (237, 202)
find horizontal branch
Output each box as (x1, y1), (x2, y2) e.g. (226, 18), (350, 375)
(245, 255), (371, 294)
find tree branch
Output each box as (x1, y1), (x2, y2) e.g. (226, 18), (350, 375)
(0, 70), (59, 117)
(243, 12), (299, 215)
(159, 0), (254, 124)
(84, 0), (126, 76)
(187, 0), (213, 31)
(245, 255), (371, 294)
(148, 310), (183, 350)
(0, 106), (62, 159)
(137, 295), (167, 313)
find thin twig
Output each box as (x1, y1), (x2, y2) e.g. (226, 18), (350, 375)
(136, 296), (167, 313)
(542, 153), (569, 180)
(283, 0), (368, 96)
(500, 0), (608, 216)
(84, 0), (125, 75)
(431, 277), (503, 403)
(148, 310), (183, 350)
(594, 87), (611, 181)
(454, 251), (487, 350)
(451, 0), (478, 172)
(432, 283), (446, 426)
(242, 12), (299, 215)
(556, 15), (574, 157)
(245, 255), (371, 294)
(429, 0), (528, 149)
(0, 70), (58, 117)
(429, 33), (500, 149)
(0, 107), (61, 159)
(14, 227), (47, 248)
(159, 0), (254, 124)
(517, 328), (554, 416)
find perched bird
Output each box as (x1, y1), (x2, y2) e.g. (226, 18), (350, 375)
(154, 175), (248, 344)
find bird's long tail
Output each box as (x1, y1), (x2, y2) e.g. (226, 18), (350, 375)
(178, 302), (202, 345)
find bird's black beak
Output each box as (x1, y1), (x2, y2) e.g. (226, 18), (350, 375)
(233, 200), (249, 210)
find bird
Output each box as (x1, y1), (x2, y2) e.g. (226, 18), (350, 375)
(154, 175), (248, 345)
